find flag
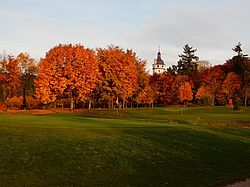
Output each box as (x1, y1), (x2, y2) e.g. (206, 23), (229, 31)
(116, 97), (119, 105)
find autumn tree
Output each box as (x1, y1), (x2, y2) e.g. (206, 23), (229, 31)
(174, 44), (199, 77)
(0, 55), (21, 102)
(162, 73), (175, 105)
(199, 65), (225, 106)
(195, 85), (212, 105)
(35, 44), (100, 109)
(149, 74), (163, 105)
(172, 74), (192, 104)
(133, 60), (151, 107)
(17, 52), (37, 109)
(222, 72), (241, 109)
(96, 46), (138, 109)
(178, 81), (193, 106)
(135, 85), (155, 107)
(150, 72), (180, 106)
(241, 59), (250, 106)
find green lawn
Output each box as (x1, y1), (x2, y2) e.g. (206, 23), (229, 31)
(0, 107), (250, 186)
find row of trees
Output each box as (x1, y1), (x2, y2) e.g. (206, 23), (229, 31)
(160, 43), (250, 109)
(0, 43), (249, 110)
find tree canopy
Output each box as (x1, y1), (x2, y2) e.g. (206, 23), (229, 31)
(35, 44), (100, 109)
(175, 44), (199, 76)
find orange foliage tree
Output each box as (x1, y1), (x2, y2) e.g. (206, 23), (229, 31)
(133, 60), (152, 107)
(17, 52), (37, 109)
(200, 65), (225, 106)
(173, 75), (192, 104)
(135, 85), (155, 107)
(96, 46), (138, 109)
(222, 72), (241, 109)
(195, 85), (212, 105)
(149, 74), (163, 105)
(0, 55), (21, 101)
(178, 81), (193, 106)
(35, 44), (100, 109)
(150, 73), (176, 105)
(162, 73), (175, 105)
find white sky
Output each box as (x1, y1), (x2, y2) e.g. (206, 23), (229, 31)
(1, 0), (250, 72)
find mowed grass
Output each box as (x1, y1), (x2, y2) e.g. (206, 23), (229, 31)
(0, 107), (250, 186)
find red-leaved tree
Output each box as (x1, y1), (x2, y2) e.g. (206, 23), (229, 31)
(222, 72), (241, 109)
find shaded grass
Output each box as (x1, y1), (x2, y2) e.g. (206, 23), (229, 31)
(0, 107), (250, 186)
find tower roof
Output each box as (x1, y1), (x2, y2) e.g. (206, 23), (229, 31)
(156, 51), (164, 65)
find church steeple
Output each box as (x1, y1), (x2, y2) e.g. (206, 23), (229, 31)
(153, 46), (166, 74)
(156, 47), (164, 65)
(157, 45), (161, 59)
(157, 46), (161, 59)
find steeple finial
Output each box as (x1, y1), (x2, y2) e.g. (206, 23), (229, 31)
(157, 46), (161, 59)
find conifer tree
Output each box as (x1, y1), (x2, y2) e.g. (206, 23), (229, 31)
(229, 42), (250, 106)
(175, 44), (199, 77)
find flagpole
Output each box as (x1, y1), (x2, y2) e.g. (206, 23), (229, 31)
(116, 97), (119, 117)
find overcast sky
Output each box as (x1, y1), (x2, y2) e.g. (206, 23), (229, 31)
(1, 0), (250, 72)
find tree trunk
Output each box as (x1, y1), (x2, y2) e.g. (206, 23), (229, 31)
(88, 100), (92, 109)
(184, 100), (188, 107)
(212, 94), (215, 106)
(75, 97), (77, 109)
(22, 87), (26, 110)
(53, 102), (56, 110)
(244, 95), (247, 107)
(70, 94), (74, 110)
(2, 85), (6, 101)
(108, 93), (111, 111)
(122, 98), (125, 108)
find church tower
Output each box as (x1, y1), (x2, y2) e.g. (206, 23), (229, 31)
(153, 48), (165, 74)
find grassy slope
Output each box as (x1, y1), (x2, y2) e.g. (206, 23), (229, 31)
(0, 107), (250, 186)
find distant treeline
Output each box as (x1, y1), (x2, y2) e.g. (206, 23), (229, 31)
(0, 43), (249, 110)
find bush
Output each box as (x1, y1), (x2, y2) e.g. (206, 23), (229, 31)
(26, 96), (41, 109)
(233, 97), (242, 110)
(5, 96), (41, 109)
(0, 103), (5, 110)
(5, 96), (22, 109)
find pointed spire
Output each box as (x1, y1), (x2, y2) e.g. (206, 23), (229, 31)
(156, 46), (164, 65)
(157, 45), (161, 59)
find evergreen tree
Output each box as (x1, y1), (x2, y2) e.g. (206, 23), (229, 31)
(232, 42), (243, 57)
(176, 44), (199, 76)
(229, 42), (250, 106)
